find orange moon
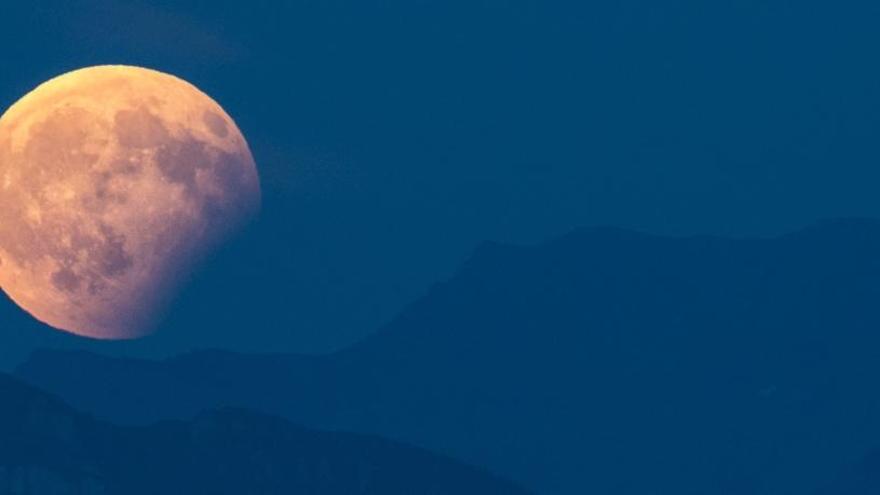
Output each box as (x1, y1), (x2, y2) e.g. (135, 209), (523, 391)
(0, 65), (260, 339)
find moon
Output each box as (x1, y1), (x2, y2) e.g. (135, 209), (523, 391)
(0, 65), (260, 339)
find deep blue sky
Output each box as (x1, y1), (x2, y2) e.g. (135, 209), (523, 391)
(3, 0), (880, 365)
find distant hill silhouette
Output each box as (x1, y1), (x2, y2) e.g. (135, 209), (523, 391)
(817, 450), (880, 495)
(18, 218), (880, 494)
(0, 373), (529, 494)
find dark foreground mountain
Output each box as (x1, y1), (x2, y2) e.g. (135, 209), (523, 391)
(18, 219), (880, 494)
(817, 450), (880, 495)
(0, 373), (528, 495)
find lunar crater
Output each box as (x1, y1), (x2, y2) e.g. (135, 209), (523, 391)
(203, 111), (229, 138)
(114, 107), (170, 149)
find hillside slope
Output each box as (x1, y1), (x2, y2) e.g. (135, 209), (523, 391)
(19, 219), (880, 494)
(0, 373), (528, 494)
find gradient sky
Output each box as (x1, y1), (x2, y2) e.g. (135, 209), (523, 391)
(2, 0), (880, 366)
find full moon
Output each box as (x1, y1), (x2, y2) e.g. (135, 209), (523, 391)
(0, 65), (260, 339)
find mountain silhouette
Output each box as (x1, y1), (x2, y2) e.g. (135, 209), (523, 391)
(817, 450), (880, 495)
(17, 218), (880, 494)
(0, 373), (529, 494)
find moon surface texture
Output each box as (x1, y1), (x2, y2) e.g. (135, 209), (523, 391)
(0, 65), (260, 339)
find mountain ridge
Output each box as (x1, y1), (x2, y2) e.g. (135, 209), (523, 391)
(18, 218), (880, 494)
(0, 371), (531, 494)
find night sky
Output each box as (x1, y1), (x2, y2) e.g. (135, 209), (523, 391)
(3, 0), (880, 367)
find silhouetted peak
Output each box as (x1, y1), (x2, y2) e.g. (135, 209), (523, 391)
(16, 218), (880, 495)
(778, 217), (880, 247)
(460, 239), (528, 269)
(0, 374), (530, 494)
(189, 407), (291, 434)
(819, 448), (880, 494)
(465, 226), (655, 262)
(0, 371), (32, 393)
(26, 348), (120, 367)
(556, 224), (664, 243)
(794, 216), (880, 234)
(0, 371), (72, 416)
(454, 218), (880, 283)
